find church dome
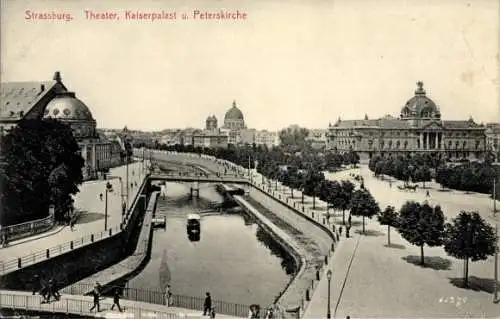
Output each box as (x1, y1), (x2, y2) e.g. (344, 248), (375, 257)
(224, 100), (244, 120)
(400, 82), (440, 119)
(43, 92), (94, 121)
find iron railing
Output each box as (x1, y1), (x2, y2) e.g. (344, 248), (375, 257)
(0, 224), (122, 276)
(65, 283), (250, 318)
(1, 214), (55, 242)
(0, 292), (180, 319)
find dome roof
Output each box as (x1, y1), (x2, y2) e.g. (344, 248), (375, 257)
(43, 92), (94, 121)
(224, 100), (244, 120)
(400, 82), (440, 119)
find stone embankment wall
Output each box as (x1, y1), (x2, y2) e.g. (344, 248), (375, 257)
(0, 178), (151, 291)
(146, 150), (339, 314)
(62, 191), (160, 295)
(233, 196), (304, 308)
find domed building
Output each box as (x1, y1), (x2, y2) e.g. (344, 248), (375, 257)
(223, 100), (246, 130)
(222, 100), (246, 144)
(0, 71), (123, 180)
(44, 91), (98, 139)
(327, 81), (487, 161)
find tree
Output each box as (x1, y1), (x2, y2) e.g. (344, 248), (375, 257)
(0, 119), (84, 226)
(339, 180), (355, 225)
(278, 126), (310, 153)
(415, 165), (432, 188)
(378, 205), (399, 245)
(443, 211), (497, 287)
(349, 189), (380, 233)
(301, 166), (325, 209)
(397, 201), (445, 266)
(348, 151), (360, 168)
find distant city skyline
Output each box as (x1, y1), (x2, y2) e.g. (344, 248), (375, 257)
(1, 0), (499, 131)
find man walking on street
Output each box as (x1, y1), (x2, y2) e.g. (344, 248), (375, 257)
(111, 288), (123, 312)
(31, 274), (40, 295)
(90, 284), (101, 312)
(47, 280), (60, 301)
(203, 292), (212, 316)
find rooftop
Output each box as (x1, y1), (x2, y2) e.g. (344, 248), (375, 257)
(0, 81), (57, 120)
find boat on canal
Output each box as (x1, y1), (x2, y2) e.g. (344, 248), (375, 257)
(187, 213), (201, 234)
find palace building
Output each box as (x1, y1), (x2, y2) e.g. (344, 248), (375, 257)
(327, 82), (487, 161)
(0, 71), (123, 180)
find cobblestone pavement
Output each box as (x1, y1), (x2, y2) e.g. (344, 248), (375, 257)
(0, 161), (148, 261)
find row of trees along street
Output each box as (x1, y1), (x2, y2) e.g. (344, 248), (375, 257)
(369, 153), (500, 198)
(378, 203), (497, 287)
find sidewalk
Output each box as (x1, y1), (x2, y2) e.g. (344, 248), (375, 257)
(0, 161), (147, 262)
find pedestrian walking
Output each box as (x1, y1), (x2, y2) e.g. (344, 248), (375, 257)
(40, 282), (49, 303)
(203, 292), (212, 315)
(165, 285), (172, 306)
(99, 193), (103, 201)
(265, 307), (274, 319)
(48, 280), (60, 301)
(69, 218), (75, 231)
(426, 190), (430, 197)
(339, 226), (343, 236)
(89, 284), (101, 312)
(31, 274), (40, 295)
(111, 288), (123, 312)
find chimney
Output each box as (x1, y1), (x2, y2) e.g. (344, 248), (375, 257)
(53, 71), (62, 82)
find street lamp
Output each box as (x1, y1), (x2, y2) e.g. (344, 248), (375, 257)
(104, 182), (113, 231)
(326, 269), (332, 319)
(108, 175), (125, 218)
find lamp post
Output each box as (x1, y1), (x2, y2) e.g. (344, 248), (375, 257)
(108, 175), (125, 218)
(494, 223), (498, 303)
(104, 182), (113, 231)
(326, 269), (332, 319)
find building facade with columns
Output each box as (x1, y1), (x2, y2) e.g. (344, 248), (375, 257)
(327, 82), (487, 161)
(485, 123), (500, 162)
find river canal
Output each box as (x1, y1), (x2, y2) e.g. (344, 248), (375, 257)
(126, 182), (295, 307)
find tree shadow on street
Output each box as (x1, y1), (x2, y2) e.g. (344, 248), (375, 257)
(77, 211), (104, 224)
(449, 276), (500, 293)
(309, 206), (327, 211)
(334, 220), (362, 227)
(355, 229), (384, 236)
(402, 255), (452, 270)
(384, 243), (406, 249)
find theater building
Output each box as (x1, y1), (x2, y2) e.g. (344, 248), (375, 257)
(1, 71), (123, 180)
(327, 82), (487, 161)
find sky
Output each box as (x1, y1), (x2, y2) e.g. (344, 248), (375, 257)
(1, 0), (499, 131)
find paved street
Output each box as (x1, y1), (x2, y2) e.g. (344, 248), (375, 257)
(0, 161), (148, 262)
(298, 165), (499, 318)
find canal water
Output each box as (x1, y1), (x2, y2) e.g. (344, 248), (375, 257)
(126, 182), (294, 307)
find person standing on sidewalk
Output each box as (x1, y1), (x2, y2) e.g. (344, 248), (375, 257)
(203, 292), (212, 315)
(31, 274), (41, 295)
(111, 288), (123, 312)
(165, 285), (172, 306)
